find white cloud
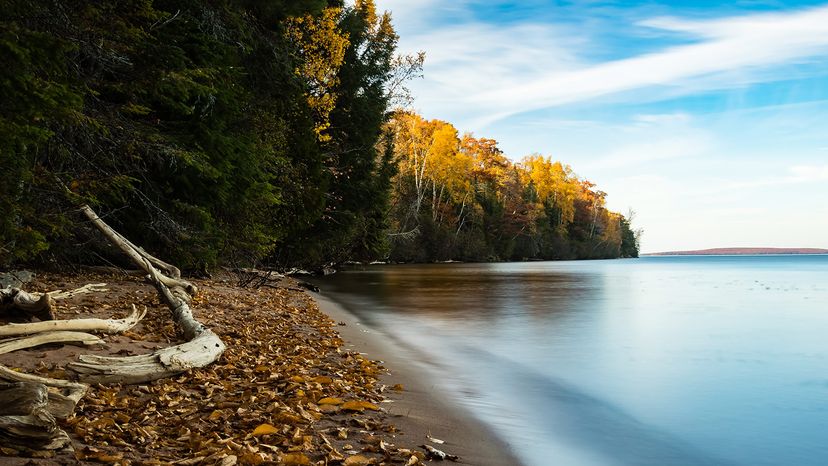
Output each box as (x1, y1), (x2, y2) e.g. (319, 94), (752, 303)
(476, 5), (828, 119)
(581, 135), (711, 171)
(788, 164), (828, 182)
(718, 164), (828, 191)
(633, 113), (692, 125)
(383, 3), (828, 128)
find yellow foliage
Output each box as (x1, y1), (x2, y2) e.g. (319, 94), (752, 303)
(285, 8), (350, 141)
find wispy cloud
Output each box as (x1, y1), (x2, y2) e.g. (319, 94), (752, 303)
(386, 3), (828, 129)
(581, 135), (711, 171)
(633, 113), (692, 125)
(720, 164), (828, 190)
(474, 5), (828, 121)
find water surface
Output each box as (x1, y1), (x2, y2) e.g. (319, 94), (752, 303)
(317, 256), (828, 466)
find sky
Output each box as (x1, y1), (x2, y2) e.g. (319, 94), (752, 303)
(375, 0), (828, 253)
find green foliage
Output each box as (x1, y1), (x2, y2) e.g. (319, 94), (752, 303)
(1, 0), (399, 270)
(2, 0), (635, 270)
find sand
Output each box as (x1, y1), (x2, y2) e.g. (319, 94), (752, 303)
(315, 294), (525, 466)
(0, 271), (525, 465)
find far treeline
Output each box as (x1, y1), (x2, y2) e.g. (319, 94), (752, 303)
(0, 0), (639, 272)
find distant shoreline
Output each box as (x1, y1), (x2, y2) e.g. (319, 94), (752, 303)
(644, 247), (828, 256)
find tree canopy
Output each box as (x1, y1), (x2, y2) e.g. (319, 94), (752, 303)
(386, 111), (640, 262)
(0, 0), (638, 270)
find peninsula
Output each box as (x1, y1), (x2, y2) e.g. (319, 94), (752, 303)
(645, 247), (828, 256)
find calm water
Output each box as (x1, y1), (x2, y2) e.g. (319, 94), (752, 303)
(317, 256), (828, 466)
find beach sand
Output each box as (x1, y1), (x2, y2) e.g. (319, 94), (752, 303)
(0, 271), (523, 465)
(315, 294), (524, 466)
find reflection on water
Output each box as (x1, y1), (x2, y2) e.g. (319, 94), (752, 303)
(317, 256), (828, 466)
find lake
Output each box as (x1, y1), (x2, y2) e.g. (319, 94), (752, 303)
(317, 256), (828, 466)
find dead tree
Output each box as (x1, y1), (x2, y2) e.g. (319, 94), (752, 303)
(67, 205), (226, 384)
(0, 204), (226, 451)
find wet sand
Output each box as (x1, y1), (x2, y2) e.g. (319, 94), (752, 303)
(315, 293), (525, 466)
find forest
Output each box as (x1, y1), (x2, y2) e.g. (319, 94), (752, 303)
(0, 0), (639, 272)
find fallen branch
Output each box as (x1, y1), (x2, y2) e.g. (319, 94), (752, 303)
(1, 283), (108, 323)
(0, 331), (103, 355)
(79, 205), (195, 296)
(1, 288), (55, 321)
(68, 205), (225, 384)
(48, 283), (109, 300)
(0, 382), (71, 451)
(0, 365), (88, 407)
(0, 305), (146, 338)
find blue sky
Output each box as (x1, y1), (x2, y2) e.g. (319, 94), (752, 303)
(376, 0), (828, 253)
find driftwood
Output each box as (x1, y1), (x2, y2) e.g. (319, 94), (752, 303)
(0, 382), (71, 451)
(1, 288), (55, 321)
(0, 331), (103, 355)
(0, 205), (225, 450)
(0, 283), (108, 323)
(0, 332), (98, 450)
(68, 205), (225, 384)
(79, 205), (194, 296)
(0, 366), (88, 409)
(0, 304), (145, 338)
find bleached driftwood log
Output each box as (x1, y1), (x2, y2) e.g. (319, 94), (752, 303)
(0, 305), (145, 338)
(69, 205), (225, 384)
(0, 330), (102, 451)
(79, 205), (194, 296)
(48, 283), (108, 300)
(0, 288), (55, 321)
(0, 331), (103, 355)
(0, 382), (71, 451)
(0, 366), (88, 412)
(1, 283), (108, 323)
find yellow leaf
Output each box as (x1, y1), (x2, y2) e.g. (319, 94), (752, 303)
(317, 397), (343, 405)
(343, 455), (372, 466)
(313, 376), (333, 384)
(251, 423), (279, 437)
(358, 401), (379, 411)
(340, 400), (365, 412)
(281, 453), (310, 466)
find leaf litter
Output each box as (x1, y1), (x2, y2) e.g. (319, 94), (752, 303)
(0, 271), (455, 465)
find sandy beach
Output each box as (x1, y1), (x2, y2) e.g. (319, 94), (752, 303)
(315, 294), (524, 466)
(1, 271), (523, 465)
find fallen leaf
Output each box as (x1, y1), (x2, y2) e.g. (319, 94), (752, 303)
(317, 397), (343, 405)
(280, 453), (310, 466)
(343, 455), (372, 466)
(341, 401), (365, 412)
(251, 423), (279, 437)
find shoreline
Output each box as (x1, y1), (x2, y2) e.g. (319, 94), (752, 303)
(314, 293), (525, 466)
